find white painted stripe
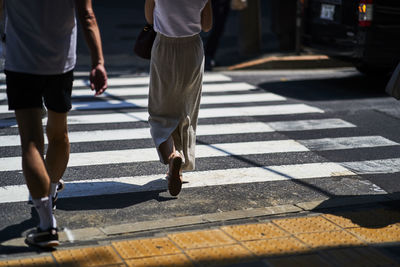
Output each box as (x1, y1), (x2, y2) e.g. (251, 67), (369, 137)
(299, 136), (398, 151)
(71, 93), (285, 111)
(0, 74), (232, 90)
(0, 140), (309, 171)
(0, 93), (285, 114)
(71, 83), (258, 98)
(0, 184), (30, 203)
(63, 228), (75, 243)
(0, 162), (355, 203)
(269, 118), (355, 131)
(340, 158), (400, 174)
(0, 119), (17, 128)
(2, 135), (399, 172)
(0, 93), (6, 101)
(199, 104), (324, 118)
(65, 104), (324, 125)
(72, 73), (231, 88)
(0, 104), (324, 127)
(0, 119), (354, 147)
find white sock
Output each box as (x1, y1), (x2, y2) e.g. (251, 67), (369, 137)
(32, 196), (57, 230)
(50, 182), (58, 198)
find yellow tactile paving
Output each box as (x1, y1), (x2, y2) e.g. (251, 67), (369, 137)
(125, 254), (193, 267)
(346, 225), (400, 243)
(112, 237), (181, 259)
(4, 210), (400, 267)
(322, 247), (399, 267)
(322, 213), (363, 228)
(242, 237), (309, 257)
(52, 245), (123, 266)
(323, 208), (400, 228)
(272, 216), (342, 234)
(185, 244), (254, 267)
(266, 254), (333, 267)
(221, 223), (289, 241)
(0, 257), (55, 267)
(168, 229), (235, 250)
(295, 230), (364, 248)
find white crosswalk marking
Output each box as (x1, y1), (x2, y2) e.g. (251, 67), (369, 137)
(0, 73), (395, 205)
(0, 84), (272, 114)
(3, 158), (400, 204)
(0, 162), (356, 203)
(71, 73), (232, 88)
(0, 104), (324, 127)
(1, 136), (398, 172)
(70, 93), (286, 111)
(0, 119), (355, 147)
(71, 82), (258, 97)
(0, 140), (308, 171)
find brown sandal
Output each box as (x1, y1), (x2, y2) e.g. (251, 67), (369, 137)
(167, 153), (183, 196)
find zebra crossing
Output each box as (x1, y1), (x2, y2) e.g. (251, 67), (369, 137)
(0, 73), (397, 206)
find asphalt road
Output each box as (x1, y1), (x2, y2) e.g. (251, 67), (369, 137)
(1, 0), (400, 257)
(1, 67), (400, 256)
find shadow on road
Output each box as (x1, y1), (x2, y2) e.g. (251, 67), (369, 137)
(258, 74), (390, 101)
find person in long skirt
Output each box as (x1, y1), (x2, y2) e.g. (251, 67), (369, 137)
(144, 0), (212, 196)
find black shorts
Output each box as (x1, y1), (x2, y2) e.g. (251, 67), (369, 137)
(5, 70), (74, 113)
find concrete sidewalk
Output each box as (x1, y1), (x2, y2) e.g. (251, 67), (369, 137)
(1, 197), (399, 267)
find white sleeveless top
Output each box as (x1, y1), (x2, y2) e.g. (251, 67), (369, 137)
(4, 0), (77, 75)
(153, 0), (208, 37)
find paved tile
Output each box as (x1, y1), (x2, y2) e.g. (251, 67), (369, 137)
(112, 237), (180, 259)
(323, 209), (400, 228)
(272, 216), (342, 234)
(265, 253), (333, 267)
(221, 223), (289, 241)
(346, 225), (400, 243)
(295, 231), (364, 248)
(242, 237), (309, 257)
(52, 245), (123, 266)
(2, 209), (400, 267)
(168, 229), (236, 250)
(125, 254), (193, 267)
(0, 257), (55, 267)
(185, 244), (254, 267)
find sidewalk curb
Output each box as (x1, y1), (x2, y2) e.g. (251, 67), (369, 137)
(2, 194), (397, 254)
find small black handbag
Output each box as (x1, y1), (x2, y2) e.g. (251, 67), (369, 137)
(134, 24), (156, 60)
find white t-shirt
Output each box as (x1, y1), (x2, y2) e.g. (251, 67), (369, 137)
(4, 0), (77, 75)
(153, 0), (208, 37)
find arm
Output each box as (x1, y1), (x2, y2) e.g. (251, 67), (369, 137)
(201, 0), (212, 32)
(75, 0), (107, 96)
(145, 0), (155, 25)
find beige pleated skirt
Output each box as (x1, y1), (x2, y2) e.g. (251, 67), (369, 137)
(148, 33), (204, 171)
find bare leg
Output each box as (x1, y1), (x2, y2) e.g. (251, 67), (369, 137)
(15, 109), (50, 198)
(159, 135), (183, 196)
(159, 135), (175, 163)
(45, 110), (69, 184)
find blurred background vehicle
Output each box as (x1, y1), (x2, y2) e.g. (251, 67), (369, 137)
(302, 0), (400, 75)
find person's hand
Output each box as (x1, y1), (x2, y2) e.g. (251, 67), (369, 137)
(90, 64), (108, 96)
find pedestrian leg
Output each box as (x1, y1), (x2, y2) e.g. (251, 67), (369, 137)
(159, 135), (183, 196)
(15, 108), (58, 247)
(45, 110), (69, 207)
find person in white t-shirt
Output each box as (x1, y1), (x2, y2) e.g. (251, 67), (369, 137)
(2, 0), (107, 248)
(145, 0), (212, 196)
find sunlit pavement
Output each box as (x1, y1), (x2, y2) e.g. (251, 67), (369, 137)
(1, 201), (400, 267)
